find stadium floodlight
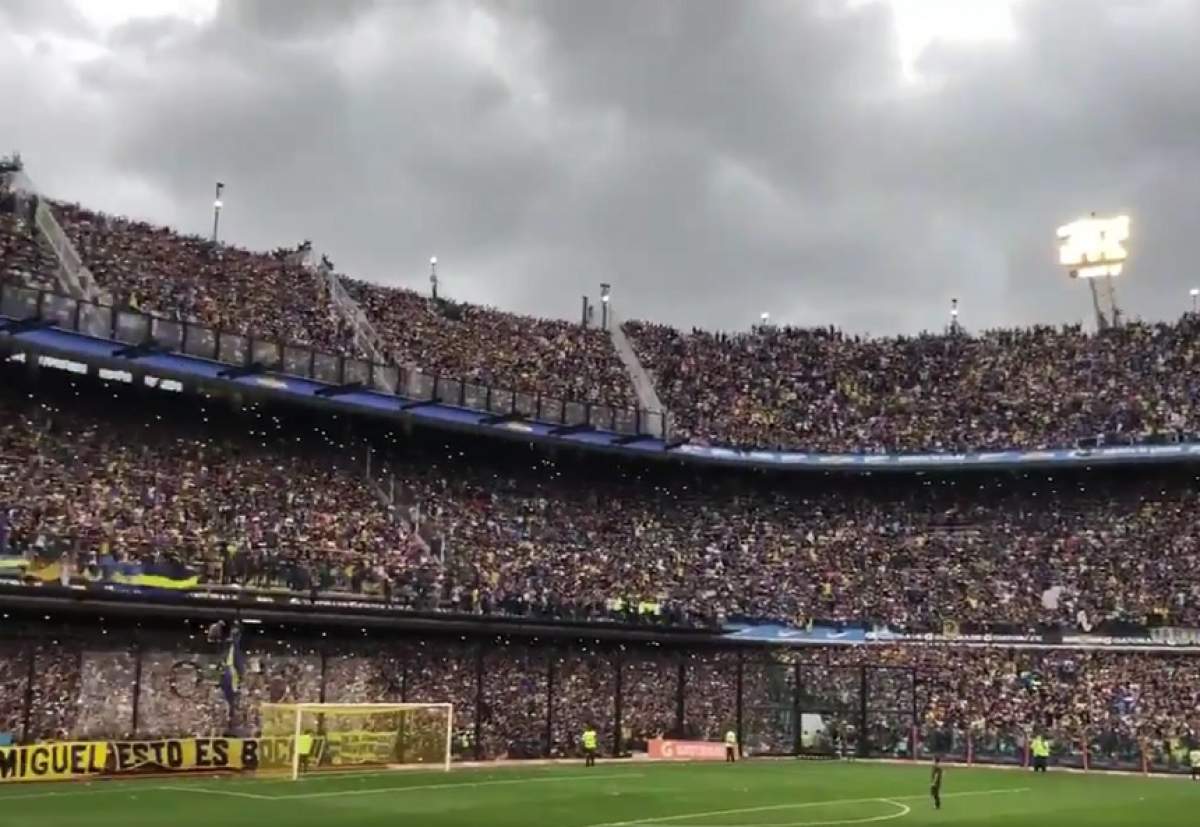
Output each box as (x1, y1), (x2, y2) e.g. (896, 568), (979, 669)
(599, 283), (611, 330)
(261, 702), (453, 780)
(211, 182), (225, 244)
(1192, 288), (1199, 312)
(1058, 212), (1129, 330)
(1057, 214), (1129, 280)
(429, 256), (439, 300)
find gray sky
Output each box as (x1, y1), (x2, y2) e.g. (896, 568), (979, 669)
(2, 0), (1198, 335)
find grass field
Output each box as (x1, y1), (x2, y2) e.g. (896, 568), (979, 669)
(0, 760), (1195, 826)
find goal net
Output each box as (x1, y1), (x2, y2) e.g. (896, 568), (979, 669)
(259, 702), (453, 780)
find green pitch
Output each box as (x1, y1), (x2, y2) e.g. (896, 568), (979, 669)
(0, 760), (1194, 826)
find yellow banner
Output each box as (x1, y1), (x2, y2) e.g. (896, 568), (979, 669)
(110, 737), (306, 774)
(324, 731), (395, 765)
(110, 738), (248, 773)
(0, 742), (108, 783)
(0, 735), (395, 783)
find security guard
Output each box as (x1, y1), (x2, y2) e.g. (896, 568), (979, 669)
(297, 730), (315, 772)
(724, 729), (738, 763)
(582, 725), (599, 767)
(1030, 735), (1051, 773)
(1190, 746), (1200, 781)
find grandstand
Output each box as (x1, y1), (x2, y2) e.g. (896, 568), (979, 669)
(2, 170), (1200, 826)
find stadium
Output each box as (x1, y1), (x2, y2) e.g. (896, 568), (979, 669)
(3, 2), (1200, 826)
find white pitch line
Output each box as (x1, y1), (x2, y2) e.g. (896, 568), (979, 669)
(588, 787), (1029, 827)
(0, 786), (155, 802)
(274, 771), (644, 801)
(156, 785), (275, 800)
(663, 798), (914, 827)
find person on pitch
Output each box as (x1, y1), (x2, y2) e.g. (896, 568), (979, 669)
(582, 724), (598, 767)
(930, 755), (943, 810)
(724, 729), (738, 763)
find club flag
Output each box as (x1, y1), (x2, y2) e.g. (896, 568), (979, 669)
(220, 628), (246, 709)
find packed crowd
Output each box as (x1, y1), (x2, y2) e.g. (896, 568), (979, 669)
(9, 193), (1200, 453)
(1, 184), (59, 292)
(343, 278), (635, 407)
(2, 632), (1197, 768)
(31, 198), (634, 408)
(626, 318), (1200, 452)
(4, 371), (1200, 633)
(0, 383), (443, 605)
(49, 201), (354, 353)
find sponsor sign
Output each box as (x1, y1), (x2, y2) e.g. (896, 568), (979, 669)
(647, 739), (728, 761)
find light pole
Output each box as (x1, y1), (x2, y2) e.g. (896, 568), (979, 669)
(211, 182), (224, 244)
(600, 283), (611, 330)
(950, 297), (959, 333)
(1190, 288), (1198, 313)
(760, 311), (770, 327)
(429, 256), (438, 300)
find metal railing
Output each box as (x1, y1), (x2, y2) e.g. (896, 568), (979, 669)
(0, 281), (667, 437)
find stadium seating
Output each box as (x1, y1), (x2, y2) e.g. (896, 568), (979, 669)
(0, 193), (58, 292)
(41, 200), (635, 409)
(7, 194), (1200, 454)
(343, 277), (636, 407)
(625, 319), (1200, 453)
(3, 371), (1200, 632)
(1, 632), (1196, 766)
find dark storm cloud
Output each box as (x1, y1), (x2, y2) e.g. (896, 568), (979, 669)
(3, 0), (1197, 335)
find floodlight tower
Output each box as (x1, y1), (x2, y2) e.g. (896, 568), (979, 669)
(1057, 212), (1130, 331)
(599, 283), (611, 330)
(211, 182), (225, 244)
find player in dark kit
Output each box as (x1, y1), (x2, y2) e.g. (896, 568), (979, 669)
(930, 756), (943, 810)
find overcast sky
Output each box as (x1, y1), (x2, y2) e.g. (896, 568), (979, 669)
(2, 0), (1198, 335)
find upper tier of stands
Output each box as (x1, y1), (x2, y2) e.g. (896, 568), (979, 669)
(44, 198), (635, 409)
(625, 318), (1200, 453)
(342, 277), (635, 406)
(0, 189), (58, 292)
(4, 187), (1199, 454)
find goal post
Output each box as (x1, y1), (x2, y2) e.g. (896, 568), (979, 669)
(259, 702), (454, 780)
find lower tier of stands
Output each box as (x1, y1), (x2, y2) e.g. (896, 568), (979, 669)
(1, 621), (1197, 774)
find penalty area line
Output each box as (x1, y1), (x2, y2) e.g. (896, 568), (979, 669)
(587, 786), (1030, 827)
(156, 785), (276, 800)
(273, 771), (644, 801)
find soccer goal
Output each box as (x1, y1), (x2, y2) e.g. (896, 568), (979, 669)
(260, 702), (454, 780)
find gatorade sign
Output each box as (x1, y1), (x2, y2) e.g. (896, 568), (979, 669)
(647, 739), (727, 761)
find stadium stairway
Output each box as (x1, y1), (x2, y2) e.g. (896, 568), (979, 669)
(314, 253), (399, 394)
(4, 168), (106, 309)
(609, 307), (666, 437)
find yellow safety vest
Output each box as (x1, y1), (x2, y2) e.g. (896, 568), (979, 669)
(1031, 738), (1050, 758)
(582, 730), (598, 750)
(725, 731), (737, 747)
